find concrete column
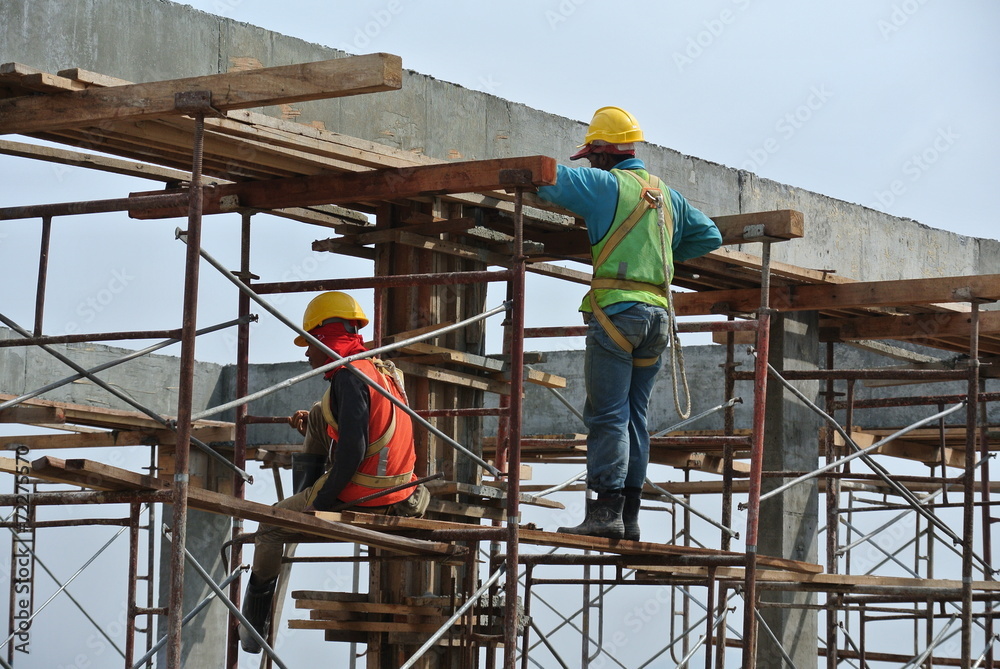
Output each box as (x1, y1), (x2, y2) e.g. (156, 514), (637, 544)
(758, 312), (821, 668)
(156, 503), (231, 668)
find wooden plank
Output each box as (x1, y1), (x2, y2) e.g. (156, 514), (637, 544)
(0, 138), (192, 183)
(426, 499), (506, 521)
(525, 261), (592, 286)
(289, 619), (442, 633)
(0, 424), (233, 450)
(315, 509), (815, 569)
(0, 393), (232, 433)
(516, 210), (802, 259)
(292, 590), (368, 603)
(424, 479), (565, 510)
(28, 457), (459, 557)
(517, 367), (567, 389)
(712, 210), (804, 244)
(396, 342), (505, 372)
(0, 405), (65, 424)
(392, 360), (509, 395)
(130, 155), (557, 219)
(294, 599), (443, 617)
(635, 565), (1000, 592)
(831, 428), (964, 468)
(306, 609), (446, 624)
(390, 230), (513, 267)
(0, 431), (148, 450)
(821, 309), (1000, 342)
(0, 54), (403, 135)
(674, 274), (1000, 316)
(514, 527), (822, 573)
(56, 68), (131, 88)
(685, 246), (857, 286)
(0, 63), (87, 94)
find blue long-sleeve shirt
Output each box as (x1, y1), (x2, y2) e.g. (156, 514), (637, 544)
(536, 158), (722, 260)
(536, 158), (722, 313)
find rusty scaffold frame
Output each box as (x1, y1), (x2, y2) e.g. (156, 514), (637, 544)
(0, 53), (997, 669)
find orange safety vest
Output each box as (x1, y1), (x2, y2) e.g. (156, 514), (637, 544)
(320, 359), (416, 507)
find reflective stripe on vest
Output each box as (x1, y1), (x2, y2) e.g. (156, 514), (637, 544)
(319, 358), (416, 505)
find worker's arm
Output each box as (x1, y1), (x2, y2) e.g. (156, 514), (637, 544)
(308, 372), (370, 511)
(669, 188), (723, 262)
(535, 164), (619, 243)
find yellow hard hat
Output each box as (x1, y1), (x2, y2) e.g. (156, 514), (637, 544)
(293, 291), (368, 346)
(582, 106), (644, 145)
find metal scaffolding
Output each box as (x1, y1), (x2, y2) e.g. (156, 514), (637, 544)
(0, 56), (996, 669)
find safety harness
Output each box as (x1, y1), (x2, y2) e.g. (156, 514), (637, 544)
(585, 170), (692, 418)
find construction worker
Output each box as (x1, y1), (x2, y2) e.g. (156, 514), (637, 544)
(239, 291), (429, 653)
(536, 107), (722, 541)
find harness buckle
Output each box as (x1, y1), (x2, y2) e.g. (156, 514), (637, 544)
(640, 187), (663, 207)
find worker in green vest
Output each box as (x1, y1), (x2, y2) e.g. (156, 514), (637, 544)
(536, 107), (722, 540)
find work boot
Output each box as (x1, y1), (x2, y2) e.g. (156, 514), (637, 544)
(291, 453), (327, 494)
(239, 574), (276, 654)
(557, 495), (625, 540)
(622, 495), (642, 542)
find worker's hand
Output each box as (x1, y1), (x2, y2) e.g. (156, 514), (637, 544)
(288, 410), (310, 435)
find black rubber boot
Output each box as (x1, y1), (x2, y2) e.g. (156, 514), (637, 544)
(291, 453), (327, 494)
(557, 495), (625, 539)
(239, 574), (277, 654)
(622, 494), (642, 542)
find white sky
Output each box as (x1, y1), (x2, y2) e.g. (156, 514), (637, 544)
(1, 1), (997, 665)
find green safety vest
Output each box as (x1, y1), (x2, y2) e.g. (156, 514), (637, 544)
(581, 168), (675, 361)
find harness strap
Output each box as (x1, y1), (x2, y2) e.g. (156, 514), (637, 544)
(586, 171), (670, 367)
(590, 277), (668, 297)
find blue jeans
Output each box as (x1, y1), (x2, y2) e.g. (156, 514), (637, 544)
(583, 303), (670, 494)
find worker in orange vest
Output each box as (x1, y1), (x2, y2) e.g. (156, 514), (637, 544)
(240, 291), (428, 654)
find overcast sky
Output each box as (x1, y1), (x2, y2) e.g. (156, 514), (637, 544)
(1, 1), (997, 666)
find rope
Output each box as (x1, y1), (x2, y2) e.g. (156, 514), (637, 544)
(653, 190), (691, 419)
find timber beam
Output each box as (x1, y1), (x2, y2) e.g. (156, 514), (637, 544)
(128, 155), (557, 218)
(518, 209), (804, 259)
(28, 456), (460, 557)
(820, 309), (1000, 342)
(0, 54), (402, 135)
(674, 273), (1000, 316)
